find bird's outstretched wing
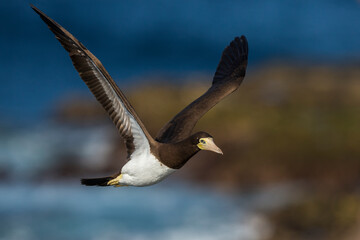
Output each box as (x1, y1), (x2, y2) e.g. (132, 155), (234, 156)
(156, 36), (248, 143)
(32, 5), (155, 157)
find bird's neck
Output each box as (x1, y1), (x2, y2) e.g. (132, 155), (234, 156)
(157, 139), (200, 170)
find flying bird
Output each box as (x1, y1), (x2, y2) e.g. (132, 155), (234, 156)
(31, 5), (248, 187)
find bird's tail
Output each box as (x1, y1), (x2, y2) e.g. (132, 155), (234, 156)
(81, 176), (114, 186)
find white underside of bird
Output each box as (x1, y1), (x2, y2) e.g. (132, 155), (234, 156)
(119, 149), (176, 186)
(115, 116), (176, 186)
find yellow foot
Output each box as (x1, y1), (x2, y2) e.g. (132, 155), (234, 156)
(114, 184), (126, 188)
(107, 174), (123, 186)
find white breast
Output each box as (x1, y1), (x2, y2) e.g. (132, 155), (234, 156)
(120, 151), (176, 186)
(117, 117), (175, 186)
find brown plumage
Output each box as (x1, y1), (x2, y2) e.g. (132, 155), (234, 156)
(156, 37), (248, 143)
(32, 5), (248, 187)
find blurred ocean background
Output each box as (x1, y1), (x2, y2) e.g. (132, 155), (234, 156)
(1, 0), (360, 239)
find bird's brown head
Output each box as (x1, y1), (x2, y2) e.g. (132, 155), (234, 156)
(192, 132), (223, 155)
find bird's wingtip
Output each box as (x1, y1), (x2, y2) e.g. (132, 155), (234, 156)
(30, 4), (47, 18)
(212, 35), (249, 85)
(30, 4), (38, 12)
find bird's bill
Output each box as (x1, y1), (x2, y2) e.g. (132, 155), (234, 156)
(197, 138), (223, 155)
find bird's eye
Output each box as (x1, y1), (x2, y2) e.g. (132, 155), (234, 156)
(200, 139), (206, 144)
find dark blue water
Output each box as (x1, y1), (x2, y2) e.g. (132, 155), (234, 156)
(1, 0), (360, 123)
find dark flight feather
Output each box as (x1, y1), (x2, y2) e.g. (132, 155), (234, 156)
(31, 5), (155, 157)
(156, 36), (248, 143)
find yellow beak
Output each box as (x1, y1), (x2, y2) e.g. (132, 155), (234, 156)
(197, 138), (223, 155)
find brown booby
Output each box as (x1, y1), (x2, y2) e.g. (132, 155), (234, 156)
(31, 5), (248, 187)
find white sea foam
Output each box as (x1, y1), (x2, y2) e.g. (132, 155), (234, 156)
(0, 124), (114, 179)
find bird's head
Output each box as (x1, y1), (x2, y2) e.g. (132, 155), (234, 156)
(192, 132), (223, 155)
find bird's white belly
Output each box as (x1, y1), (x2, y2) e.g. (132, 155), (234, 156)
(119, 151), (176, 186)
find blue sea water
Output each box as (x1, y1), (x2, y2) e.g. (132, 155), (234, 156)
(1, 0), (360, 123)
(0, 183), (275, 240)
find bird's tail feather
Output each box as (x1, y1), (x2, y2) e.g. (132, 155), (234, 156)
(81, 176), (114, 186)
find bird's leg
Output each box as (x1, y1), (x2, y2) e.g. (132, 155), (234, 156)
(107, 174), (124, 187)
